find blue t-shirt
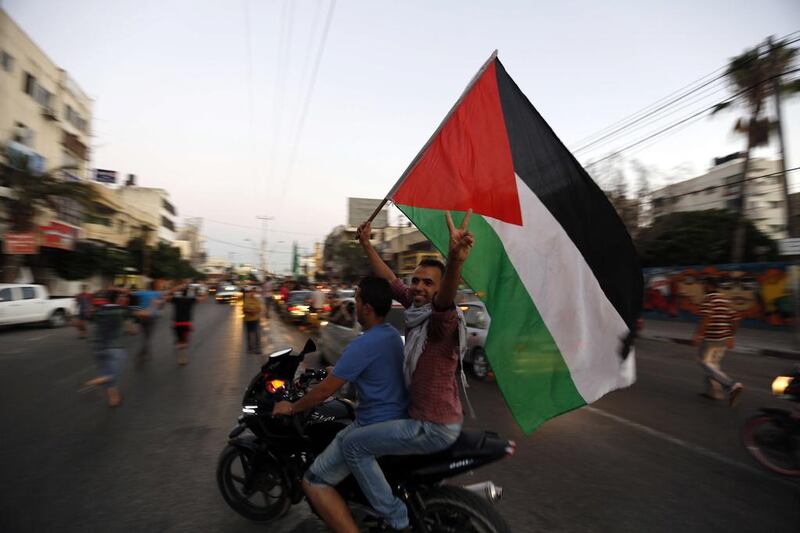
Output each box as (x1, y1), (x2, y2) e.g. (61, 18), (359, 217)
(332, 323), (408, 426)
(135, 290), (162, 314)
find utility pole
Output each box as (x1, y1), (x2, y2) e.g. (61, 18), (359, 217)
(768, 35), (795, 237)
(256, 215), (274, 277)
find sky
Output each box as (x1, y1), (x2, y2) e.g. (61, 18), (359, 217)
(5, 0), (800, 273)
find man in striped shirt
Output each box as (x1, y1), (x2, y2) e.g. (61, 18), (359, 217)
(693, 277), (744, 406)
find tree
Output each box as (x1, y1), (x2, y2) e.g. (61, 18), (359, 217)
(332, 241), (369, 282)
(0, 156), (99, 281)
(713, 37), (798, 261)
(636, 210), (778, 267)
(631, 159), (652, 229)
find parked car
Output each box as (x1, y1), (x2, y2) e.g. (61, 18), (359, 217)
(317, 298), (406, 365)
(460, 301), (492, 380)
(282, 290), (313, 324)
(0, 284), (76, 328)
(215, 283), (241, 304)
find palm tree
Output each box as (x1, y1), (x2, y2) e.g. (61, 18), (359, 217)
(714, 37), (798, 262)
(1, 156), (99, 281)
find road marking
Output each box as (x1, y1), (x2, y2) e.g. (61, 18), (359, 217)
(584, 406), (800, 489)
(25, 333), (53, 342)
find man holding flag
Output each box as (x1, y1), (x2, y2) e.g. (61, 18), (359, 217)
(340, 211), (474, 531)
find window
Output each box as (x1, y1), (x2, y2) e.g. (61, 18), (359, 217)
(21, 286), (36, 299)
(1, 50), (13, 72)
(0, 288), (14, 302)
(55, 197), (83, 227)
(24, 72), (35, 95)
(462, 305), (490, 329)
(330, 302), (355, 328)
(22, 72), (52, 107)
(161, 215), (175, 232)
(64, 105), (88, 133)
(162, 198), (176, 215)
(770, 201), (782, 209)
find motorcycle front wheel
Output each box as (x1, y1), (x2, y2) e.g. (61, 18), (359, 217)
(742, 414), (800, 477)
(216, 444), (292, 521)
(416, 486), (512, 533)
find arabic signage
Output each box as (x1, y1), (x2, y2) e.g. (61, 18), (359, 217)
(94, 168), (118, 184)
(39, 221), (79, 251)
(3, 233), (39, 255)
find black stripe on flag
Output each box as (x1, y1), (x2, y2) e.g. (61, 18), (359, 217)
(494, 59), (643, 339)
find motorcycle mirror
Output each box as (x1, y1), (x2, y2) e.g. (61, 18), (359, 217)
(299, 339), (316, 357)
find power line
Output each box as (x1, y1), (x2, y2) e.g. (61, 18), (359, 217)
(203, 235), (296, 254)
(184, 215), (325, 237)
(584, 66), (800, 169)
(572, 31), (800, 154)
(278, 0), (337, 203)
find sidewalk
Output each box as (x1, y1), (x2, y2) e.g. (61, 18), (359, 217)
(640, 319), (800, 360)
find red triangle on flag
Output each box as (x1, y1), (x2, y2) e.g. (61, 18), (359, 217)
(392, 61), (522, 226)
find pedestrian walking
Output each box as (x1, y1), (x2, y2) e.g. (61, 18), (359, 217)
(693, 277), (744, 406)
(167, 282), (206, 366)
(81, 290), (132, 407)
(243, 289), (263, 354)
(263, 277), (274, 318)
(133, 281), (164, 361)
(74, 284), (93, 339)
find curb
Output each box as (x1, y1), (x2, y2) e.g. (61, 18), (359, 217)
(638, 334), (800, 361)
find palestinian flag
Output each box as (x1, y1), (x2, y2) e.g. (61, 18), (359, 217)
(388, 53), (642, 434)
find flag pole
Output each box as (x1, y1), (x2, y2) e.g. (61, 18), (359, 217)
(359, 50), (499, 229)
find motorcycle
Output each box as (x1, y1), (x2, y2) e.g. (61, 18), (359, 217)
(741, 366), (800, 477)
(217, 339), (515, 532)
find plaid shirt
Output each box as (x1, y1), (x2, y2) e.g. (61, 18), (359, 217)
(391, 278), (463, 424)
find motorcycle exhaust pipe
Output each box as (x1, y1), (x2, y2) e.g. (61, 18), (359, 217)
(463, 481), (503, 503)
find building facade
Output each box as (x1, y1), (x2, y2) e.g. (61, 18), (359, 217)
(651, 156), (786, 240)
(0, 9), (92, 181)
(115, 186), (177, 243)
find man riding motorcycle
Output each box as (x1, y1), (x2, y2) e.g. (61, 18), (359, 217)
(271, 276), (408, 532)
(338, 210), (475, 531)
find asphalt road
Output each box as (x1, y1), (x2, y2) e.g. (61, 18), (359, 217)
(0, 301), (798, 532)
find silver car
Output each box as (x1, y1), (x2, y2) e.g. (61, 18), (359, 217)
(460, 301), (492, 380)
(317, 298), (406, 365)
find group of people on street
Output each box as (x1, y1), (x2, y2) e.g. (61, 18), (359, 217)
(272, 210), (474, 533)
(75, 280), (205, 407)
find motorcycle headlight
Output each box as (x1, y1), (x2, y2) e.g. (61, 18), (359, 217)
(771, 376), (793, 396)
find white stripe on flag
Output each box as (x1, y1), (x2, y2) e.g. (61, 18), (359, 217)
(484, 175), (636, 402)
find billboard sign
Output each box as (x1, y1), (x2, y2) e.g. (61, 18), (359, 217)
(348, 197), (388, 228)
(40, 221), (79, 251)
(3, 232), (39, 254)
(94, 169), (118, 184)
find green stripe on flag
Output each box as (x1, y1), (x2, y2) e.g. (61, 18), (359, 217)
(395, 205), (585, 433)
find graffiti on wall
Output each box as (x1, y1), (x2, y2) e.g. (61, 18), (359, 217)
(643, 262), (797, 328)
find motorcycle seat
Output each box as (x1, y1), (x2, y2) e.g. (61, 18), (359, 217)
(445, 429), (492, 458)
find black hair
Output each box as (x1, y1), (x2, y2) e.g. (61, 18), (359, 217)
(357, 276), (392, 317)
(418, 258), (445, 277)
(703, 277), (719, 289)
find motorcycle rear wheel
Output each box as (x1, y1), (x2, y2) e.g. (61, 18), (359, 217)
(416, 486), (512, 533)
(216, 444), (292, 521)
(742, 414), (800, 477)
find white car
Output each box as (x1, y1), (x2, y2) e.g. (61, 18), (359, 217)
(0, 284), (77, 327)
(317, 298), (406, 365)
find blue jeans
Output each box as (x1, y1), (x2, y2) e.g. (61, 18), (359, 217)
(94, 348), (126, 387)
(346, 419), (461, 528)
(305, 419), (461, 528)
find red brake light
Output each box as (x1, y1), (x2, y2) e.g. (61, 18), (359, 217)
(323, 304), (331, 312)
(287, 305), (296, 312)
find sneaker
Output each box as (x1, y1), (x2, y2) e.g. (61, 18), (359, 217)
(728, 383), (744, 407)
